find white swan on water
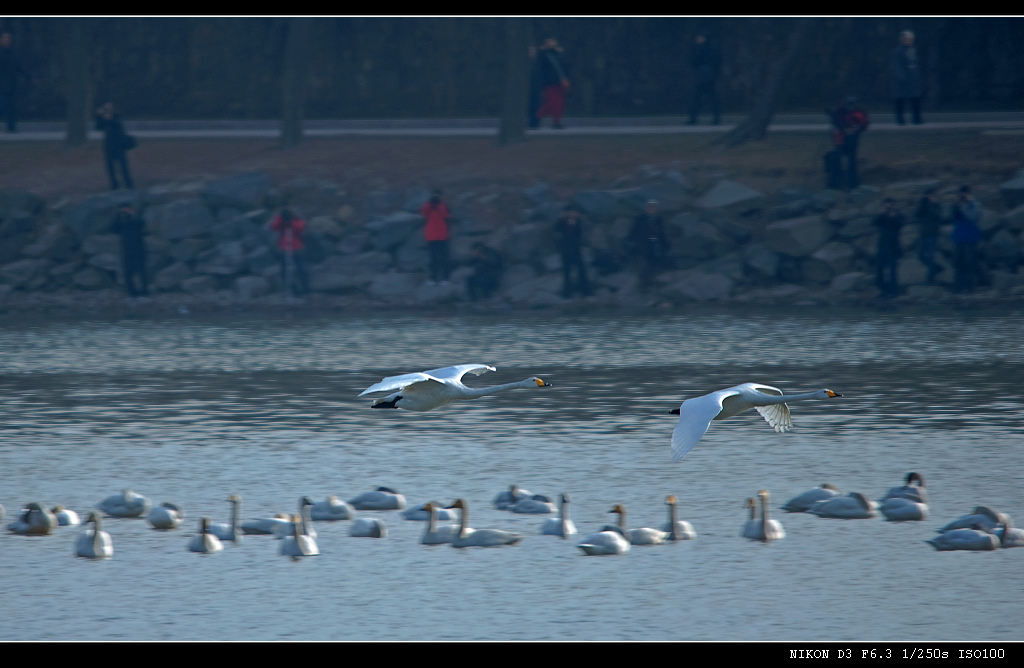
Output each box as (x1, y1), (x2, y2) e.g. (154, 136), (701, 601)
(75, 512), (113, 559)
(541, 494), (577, 538)
(98, 489), (152, 518)
(241, 513), (292, 536)
(493, 485), (532, 510)
(188, 518), (223, 554)
(359, 364), (550, 411)
(610, 504), (669, 546)
(807, 492), (878, 519)
(448, 499), (522, 548)
(578, 508), (631, 556)
(207, 495), (242, 542)
(936, 507), (1006, 534)
(782, 484), (843, 513)
(281, 514), (320, 557)
(348, 487), (406, 511)
(8, 502), (57, 536)
(147, 502), (185, 530)
(350, 518), (387, 538)
(742, 490), (785, 542)
(310, 495), (355, 521)
(661, 495), (696, 541)
(669, 383), (841, 461)
(52, 505), (80, 526)
(420, 502), (459, 545)
(878, 475), (928, 522)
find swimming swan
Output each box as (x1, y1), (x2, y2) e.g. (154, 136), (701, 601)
(207, 495), (242, 542)
(610, 503), (669, 545)
(448, 499), (522, 548)
(493, 484), (533, 510)
(420, 502), (460, 545)
(147, 502), (185, 530)
(350, 518), (387, 538)
(782, 484), (843, 513)
(188, 517), (223, 553)
(669, 383), (841, 461)
(310, 495), (355, 521)
(661, 495), (696, 540)
(936, 507), (1005, 534)
(541, 493), (577, 538)
(98, 489), (152, 518)
(281, 514), (319, 557)
(512, 494), (556, 514)
(7, 502), (57, 535)
(578, 512), (631, 555)
(275, 498), (318, 540)
(926, 529), (1000, 551)
(807, 492), (878, 519)
(241, 513), (292, 536)
(359, 364), (551, 411)
(880, 472), (927, 504)
(742, 490), (786, 542)
(75, 512), (113, 559)
(348, 487), (406, 511)
(52, 505), (80, 526)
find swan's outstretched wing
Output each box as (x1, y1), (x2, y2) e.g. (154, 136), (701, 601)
(423, 364), (496, 383)
(745, 383), (792, 433)
(671, 390), (735, 461)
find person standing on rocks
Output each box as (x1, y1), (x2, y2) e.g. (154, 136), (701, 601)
(420, 189), (452, 285)
(628, 199), (671, 291)
(533, 38), (570, 130)
(95, 102), (135, 190)
(687, 31), (721, 126)
(554, 204), (591, 298)
(465, 242), (504, 301)
(891, 30), (924, 125)
(270, 208), (310, 296)
(914, 188), (944, 284)
(0, 32), (31, 133)
(873, 198), (904, 298)
(111, 203), (148, 297)
(951, 185), (983, 293)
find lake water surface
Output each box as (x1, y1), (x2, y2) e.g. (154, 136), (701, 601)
(1, 310), (1022, 641)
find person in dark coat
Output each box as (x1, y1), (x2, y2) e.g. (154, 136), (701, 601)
(465, 242), (504, 301)
(0, 32), (31, 133)
(95, 102), (134, 190)
(826, 96), (870, 190)
(554, 205), (590, 298)
(687, 32), (721, 126)
(111, 204), (148, 297)
(951, 186), (983, 293)
(533, 38), (570, 129)
(914, 189), (944, 284)
(628, 199), (671, 290)
(873, 198), (904, 297)
(527, 45), (543, 129)
(890, 30), (924, 125)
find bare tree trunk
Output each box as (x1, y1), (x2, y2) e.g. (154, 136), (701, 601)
(498, 18), (529, 146)
(716, 19), (815, 148)
(63, 19), (90, 148)
(281, 18), (315, 148)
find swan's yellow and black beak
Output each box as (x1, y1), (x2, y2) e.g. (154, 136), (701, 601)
(826, 390), (841, 398)
(670, 407), (681, 415)
(535, 379), (551, 387)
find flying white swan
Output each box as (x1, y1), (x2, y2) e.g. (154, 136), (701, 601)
(147, 502), (185, 530)
(741, 490), (786, 542)
(448, 499), (523, 548)
(310, 495), (355, 521)
(350, 518), (387, 538)
(281, 514), (320, 557)
(188, 517), (223, 554)
(359, 364), (551, 411)
(511, 494), (556, 514)
(7, 502), (57, 536)
(661, 495), (696, 540)
(807, 492), (878, 519)
(493, 484), (533, 510)
(609, 503), (669, 546)
(51, 505), (80, 526)
(98, 489), (152, 518)
(541, 493), (577, 538)
(669, 383), (841, 461)
(207, 495), (242, 542)
(880, 472), (927, 504)
(75, 512), (113, 559)
(927, 529), (1000, 551)
(420, 502), (460, 545)
(782, 484), (843, 513)
(348, 487), (406, 511)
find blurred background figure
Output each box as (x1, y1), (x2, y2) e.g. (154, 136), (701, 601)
(465, 242), (504, 301)
(951, 185), (982, 293)
(554, 204), (591, 298)
(873, 198), (904, 298)
(111, 204), (148, 297)
(533, 38), (570, 129)
(914, 188), (944, 284)
(0, 31), (31, 133)
(891, 30), (924, 125)
(825, 95), (869, 190)
(420, 189), (452, 285)
(94, 102), (135, 190)
(687, 31), (721, 126)
(270, 208), (310, 296)
(628, 199), (671, 291)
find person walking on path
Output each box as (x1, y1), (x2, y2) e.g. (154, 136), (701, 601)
(914, 189), (944, 284)
(951, 186), (983, 293)
(554, 204), (591, 298)
(420, 189), (452, 285)
(873, 198), (904, 297)
(270, 208), (310, 296)
(533, 38), (570, 129)
(628, 199), (671, 291)
(687, 32), (721, 126)
(0, 32), (31, 133)
(891, 30), (924, 125)
(111, 204), (148, 297)
(95, 102), (135, 190)
(825, 96), (869, 190)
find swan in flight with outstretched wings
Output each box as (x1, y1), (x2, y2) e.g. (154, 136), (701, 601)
(359, 364), (550, 412)
(670, 383), (841, 461)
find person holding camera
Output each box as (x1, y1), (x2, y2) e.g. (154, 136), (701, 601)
(95, 102), (134, 191)
(951, 186), (982, 293)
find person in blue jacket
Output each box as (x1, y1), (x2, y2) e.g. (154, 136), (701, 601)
(951, 186), (982, 293)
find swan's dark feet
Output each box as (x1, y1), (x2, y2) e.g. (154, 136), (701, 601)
(372, 397), (400, 409)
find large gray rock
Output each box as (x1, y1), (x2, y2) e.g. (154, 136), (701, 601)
(395, 238), (429, 272)
(666, 214), (734, 260)
(999, 169), (1024, 209)
(990, 270), (1024, 293)
(1003, 204), (1024, 232)
(413, 281), (461, 303)
(146, 200), (215, 240)
(829, 271), (870, 292)
(0, 258), (51, 287)
(235, 275), (270, 300)
(168, 238), (213, 263)
(153, 262), (192, 291)
(571, 191), (633, 221)
(244, 246), (278, 276)
(72, 266), (114, 289)
(20, 223), (76, 260)
(181, 275), (216, 294)
(64, 190), (142, 239)
(365, 211), (422, 252)
(810, 241), (856, 274)
(523, 182), (551, 206)
(86, 252), (120, 273)
(503, 273), (562, 302)
(897, 258), (929, 286)
(743, 242), (780, 278)
(0, 189), (45, 216)
(503, 223), (544, 263)
(193, 241), (245, 275)
(81, 234), (121, 256)
(983, 229), (1023, 267)
(662, 270), (733, 301)
(847, 185), (883, 205)
(765, 215), (832, 256)
(201, 172), (272, 211)
(369, 272), (418, 298)
(695, 180), (764, 209)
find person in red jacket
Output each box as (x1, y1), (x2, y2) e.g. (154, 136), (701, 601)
(420, 189), (451, 285)
(270, 208), (310, 295)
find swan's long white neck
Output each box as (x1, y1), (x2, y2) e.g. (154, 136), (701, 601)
(561, 497), (570, 525)
(229, 498), (239, 539)
(667, 501), (678, 539)
(760, 390), (831, 404)
(457, 502), (470, 537)
(90, 513), (103, 549)
(614, 507), (627, 530)
(460, 378), (541, 399)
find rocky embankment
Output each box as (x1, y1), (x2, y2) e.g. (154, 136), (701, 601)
(2, 166), (1024, 315)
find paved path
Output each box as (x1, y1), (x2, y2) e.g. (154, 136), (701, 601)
(3, 112), (1024, 142)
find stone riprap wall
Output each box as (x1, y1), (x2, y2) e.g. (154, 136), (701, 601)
(2, 167), (1024, 311)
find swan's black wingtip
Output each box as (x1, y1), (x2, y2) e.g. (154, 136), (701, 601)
(669, 407), (681, 415)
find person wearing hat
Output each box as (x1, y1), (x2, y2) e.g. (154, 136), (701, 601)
(554, 204), (591, 298)
(628, 199), (671, 291)
(891, 30), (924, 125)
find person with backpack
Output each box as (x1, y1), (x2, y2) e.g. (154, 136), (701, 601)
(825, 96), (869, 190)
